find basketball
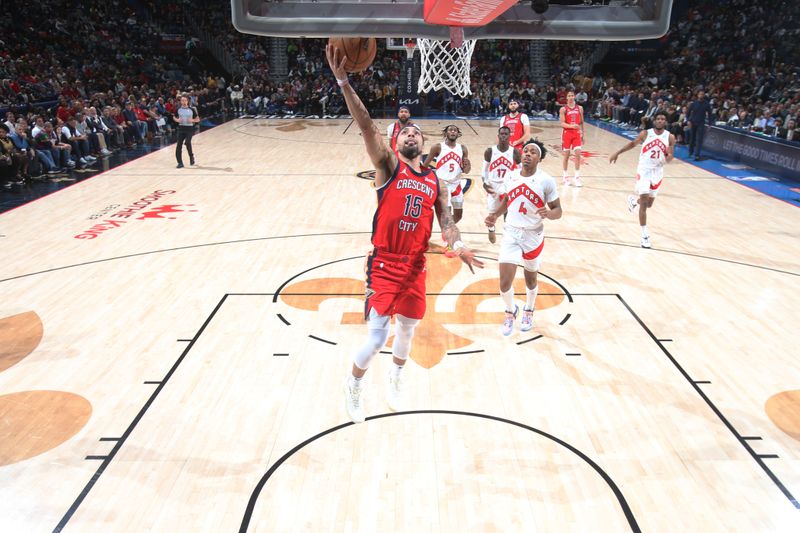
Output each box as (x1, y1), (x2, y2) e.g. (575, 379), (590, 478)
(328, 37), (377, 73)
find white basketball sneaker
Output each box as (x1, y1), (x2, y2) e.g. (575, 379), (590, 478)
(344, 378), (365, 423)
(640, 235), (652, 249)
(520, 308), (534, 332)
(627, 195), (638, 213)
(562, 175), (570, 186)
(387, 368), (403, 412)
(573, 176), (583, 187)
(501, 305), (519, 336)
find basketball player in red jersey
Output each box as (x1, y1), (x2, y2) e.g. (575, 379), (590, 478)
(327, 45), (483, 423)
(387, 105), (412, 153)
(499, 98), (531, 150)
(560, 90), (584, 187)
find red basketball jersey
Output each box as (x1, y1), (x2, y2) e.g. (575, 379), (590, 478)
(503, 114), (525, 146)
(563, 105), (582, 128)
(372, 161), (440, 255)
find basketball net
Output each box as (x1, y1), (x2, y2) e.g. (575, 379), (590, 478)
(416, 28), (475, 98)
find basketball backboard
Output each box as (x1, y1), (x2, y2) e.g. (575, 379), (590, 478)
(231, 0), (675, 41)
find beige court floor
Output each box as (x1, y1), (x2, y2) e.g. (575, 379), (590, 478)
(0, 117), (798, 532)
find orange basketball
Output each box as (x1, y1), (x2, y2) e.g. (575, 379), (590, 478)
(328, 37), (377, 73)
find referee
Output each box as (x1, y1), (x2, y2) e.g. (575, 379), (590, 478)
(173, 95), (199, 168)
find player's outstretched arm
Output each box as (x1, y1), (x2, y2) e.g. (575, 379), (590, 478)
(422, 143), (441, 169)
(435, 181), (484, 273)
(609, 130), (646, 163)
(326, 45), (395, 180)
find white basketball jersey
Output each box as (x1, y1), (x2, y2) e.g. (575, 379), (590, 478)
(501, 168), (558, 230)
(487, 145), (516, 186)
(638, 128), (670, 168)
(435, 142), (464, 185)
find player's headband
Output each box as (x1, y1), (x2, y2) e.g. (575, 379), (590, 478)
(524, 140), (542, 157)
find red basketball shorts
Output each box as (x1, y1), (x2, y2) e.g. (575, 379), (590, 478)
(365, 249), (427, 320)
(562, 129), (582, 151)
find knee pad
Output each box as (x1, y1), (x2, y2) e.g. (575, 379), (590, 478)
(352, 310), (391, 370)
(392, 314), (420, 361)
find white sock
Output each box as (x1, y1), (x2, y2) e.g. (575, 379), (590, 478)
(488, 226), (496, 232)
(525, 284), (538, 311)
(390, 363), (403, 377)
(641, 225), (649, 238)
(501, 288), (515, 313)
(574, 170), (580, 178)
(348, 374), (363, 388)
(562, 170), (568, 178)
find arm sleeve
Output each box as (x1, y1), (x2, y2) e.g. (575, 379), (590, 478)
(520, 114), (530, 126)
(481, 160), (489, 183)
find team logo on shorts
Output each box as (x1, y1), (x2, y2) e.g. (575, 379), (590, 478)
(279, 245), (566, 368)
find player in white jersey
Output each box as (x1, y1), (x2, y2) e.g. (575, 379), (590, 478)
(423, 124), (471, 223)
(609, 111), (675, 249)
(485, 139), (562, 336)
(482, 125), (521, 243)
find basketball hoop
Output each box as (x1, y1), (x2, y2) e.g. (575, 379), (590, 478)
(416, 31), (476, 98)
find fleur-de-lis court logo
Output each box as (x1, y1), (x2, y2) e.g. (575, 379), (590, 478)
(280, 245), (566, 368)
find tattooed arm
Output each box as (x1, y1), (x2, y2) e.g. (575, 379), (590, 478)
(326, 44), (396, 186)
(434, 179), (484, 273)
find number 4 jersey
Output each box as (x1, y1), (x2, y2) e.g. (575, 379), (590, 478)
(498, 168), (559, 231)
(372, 160), (440, 255)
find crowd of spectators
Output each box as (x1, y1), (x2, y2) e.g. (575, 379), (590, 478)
(588, 0), (799, 143)
(0, 0), (227, 187)
(4, 0), (799, 189)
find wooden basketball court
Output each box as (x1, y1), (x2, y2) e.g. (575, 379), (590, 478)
(1, 118), (798, 532)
